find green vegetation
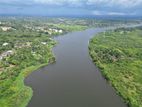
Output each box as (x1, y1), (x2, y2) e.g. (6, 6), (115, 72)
(53, 24), (87, 32)
(0, 17), (88, 107)
(0, 31), (56, 107)
(89, 27), (142, 107)
(0, 17), (142, 107)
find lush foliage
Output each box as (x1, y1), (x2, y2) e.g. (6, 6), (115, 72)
(0, 17), (92, 107)
(89, 27), (142, 107)
(0, 18), (58, 107)
(0, 17), (142, 107)
(0, 32), (56, 107)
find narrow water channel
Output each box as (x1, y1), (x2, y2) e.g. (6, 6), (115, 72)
(25, 28), (127, 107)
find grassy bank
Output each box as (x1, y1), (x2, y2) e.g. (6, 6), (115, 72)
(0, 60), (56, 107)
(0, 32), (56, 107)
(0, 74), (32, 107)
(0, 46), (56, 107)
(0, 17), (87, 107)
(89, 27), (142, 107)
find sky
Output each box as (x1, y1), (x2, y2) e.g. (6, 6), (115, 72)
(0, 0), (142, 16)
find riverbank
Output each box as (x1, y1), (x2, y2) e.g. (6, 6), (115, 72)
(89, 27), (142, 107)
(1, 17), (141, 107)
(0, 45), (56, 107)
(25, 28), (127, 107)
(0, 17), (90, 107)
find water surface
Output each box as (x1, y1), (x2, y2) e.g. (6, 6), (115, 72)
(25, 28), (127, 107)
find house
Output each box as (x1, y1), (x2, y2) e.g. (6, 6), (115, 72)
(0, 50), (14, 60)
(0, 56), (3, 60)
(41, 42), (47, 45)
(1, 27), (12, 31)
(2, 43), (9, 46)
(49, 28), (63, 34)
(59, 30), (63, 33)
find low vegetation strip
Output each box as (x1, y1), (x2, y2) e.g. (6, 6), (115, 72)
(89, 27), (142, 107)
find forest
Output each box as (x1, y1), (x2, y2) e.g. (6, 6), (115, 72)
(89, 27), (142, 107)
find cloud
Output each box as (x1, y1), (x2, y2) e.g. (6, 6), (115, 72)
(33, 0), (85, 6)
(107, 12), (127, 16)
(87, 0), (142, 8)
(92, 10), (136, 16)
(0, 0), (142, 8)
(33, 0), (142, 8)
(92, 11), (104, 15)
(0, 0), (141, 16)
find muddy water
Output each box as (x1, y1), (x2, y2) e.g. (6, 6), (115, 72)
(25, 28), (127, 107)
